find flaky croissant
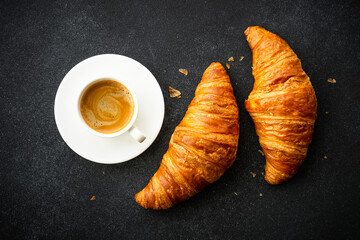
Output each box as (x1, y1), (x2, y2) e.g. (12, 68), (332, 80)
(244, 26), (317, 185)
(135, 62), (239, 209)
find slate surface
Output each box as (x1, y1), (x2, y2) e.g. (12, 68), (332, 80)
(1, 0), (360, 239)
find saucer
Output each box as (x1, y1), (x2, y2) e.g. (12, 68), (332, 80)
(54, 54), (165, 164)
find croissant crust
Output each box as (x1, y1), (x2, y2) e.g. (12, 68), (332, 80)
(135, 62), (239, 209)
(244, 26), (317, 184)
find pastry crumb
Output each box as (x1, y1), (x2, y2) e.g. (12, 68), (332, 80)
(259, 193), (263, 197)
(102, 171), (105, 175)
(327, 78), (336, 83)
(226, 63), (230, 69)
(164, 69), (167, 72)
(258, 149), (265, 156)
(239, 56), (244, 61)
(90, 196), (96, 200)
(169, 86), (181, 98)
(250, 171), (256, 178)
(325, 112), (329, 114)
(234, 192), (238, 196)
(179, 68), (188, 75)
(324, 156), (328, 159)
(261, 172), (264, 176)
(228, 57), (234, 62)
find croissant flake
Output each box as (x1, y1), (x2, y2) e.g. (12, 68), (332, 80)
(169, 86), (181, 98)
(258, 149), (264, 156)
(327, 78), (336, 83)
(179, 68), (188, 75)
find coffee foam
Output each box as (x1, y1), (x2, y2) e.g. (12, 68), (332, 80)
(80, 80), (134, 133)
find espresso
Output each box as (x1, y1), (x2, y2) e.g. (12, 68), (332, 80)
(80, 79), (135, 134)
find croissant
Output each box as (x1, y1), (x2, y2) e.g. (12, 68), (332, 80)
(244, 26), (317, 184)
(135, 62), (239, 209)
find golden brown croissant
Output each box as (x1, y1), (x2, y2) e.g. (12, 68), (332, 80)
(135, 62), (239, 209)
(244, 26), (317, 185)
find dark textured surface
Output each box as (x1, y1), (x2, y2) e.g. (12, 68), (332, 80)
(1, 0), (360, 239)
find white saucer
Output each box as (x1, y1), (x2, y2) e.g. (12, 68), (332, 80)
(54, 54), (165, 164)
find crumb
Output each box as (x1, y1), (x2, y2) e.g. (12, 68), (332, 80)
(226, 63), (230, 69)
(102, 171), (105, 175)
(250, 171), (256, 178)
(228, 57), (234, 62)
(325, 112), (329, 114)
(324, 156), (328, 159)
(179, 68), (188, 76)
(90, 196), (96, 200)
(169, 86), (181, 98)
(239, 56), (244, 61)
(261, 172), (264, 176)
(259, 193), (263, 197)
(258, 149), (264, 156)
(164, 69), (167, 72)
(327, 78), (336, 83)
(234, 192), (238, 196)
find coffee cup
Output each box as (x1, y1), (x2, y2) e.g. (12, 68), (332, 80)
(77, 77), (146, 143)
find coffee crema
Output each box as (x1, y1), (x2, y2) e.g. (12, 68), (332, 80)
(80, 79), (135, 134)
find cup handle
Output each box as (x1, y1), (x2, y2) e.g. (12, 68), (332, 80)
(128, 125), (146, 143)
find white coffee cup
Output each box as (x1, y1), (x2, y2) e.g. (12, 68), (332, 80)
(77, 77), (146, 143)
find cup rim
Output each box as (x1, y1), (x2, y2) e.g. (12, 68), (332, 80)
(77, 77), (139, 138)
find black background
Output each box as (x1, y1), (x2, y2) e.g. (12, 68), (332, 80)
(1, 0), (360, 239)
